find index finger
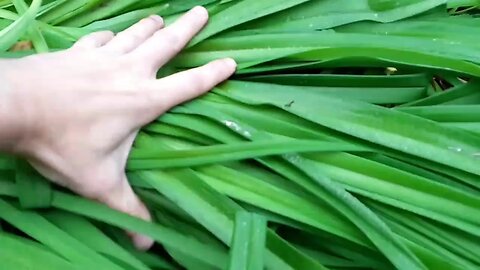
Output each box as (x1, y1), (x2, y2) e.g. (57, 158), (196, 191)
(129, 6), (209, 72)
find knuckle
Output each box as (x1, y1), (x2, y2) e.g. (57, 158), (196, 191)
(114, 31), (130, 42)
(104, 31), (115, 40)
(117, 31), (140, 42)
(129, 33), (142, 43)
(160, 31), (183, 51)
(141, 16), (159, 28)
(100, 30), (115, 38)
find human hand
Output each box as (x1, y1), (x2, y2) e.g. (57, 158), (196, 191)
(0, 6), (236, 249)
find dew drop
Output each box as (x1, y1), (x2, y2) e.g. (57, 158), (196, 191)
(448, 146), (463, 152)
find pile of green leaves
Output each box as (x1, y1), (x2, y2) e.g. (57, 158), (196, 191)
(1, 0), (480, 269)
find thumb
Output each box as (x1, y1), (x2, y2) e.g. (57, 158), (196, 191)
(95, 175), (154, 250)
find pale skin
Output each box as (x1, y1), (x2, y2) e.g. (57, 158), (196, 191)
(0, 6), (236, 249)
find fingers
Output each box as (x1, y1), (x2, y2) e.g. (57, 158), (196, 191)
(102, 15), (164, 54)
(129, 6), (209, 70)
(71, 31), (114, 50)
(95, 176), (154, 250)
(140, 58), (236, 120)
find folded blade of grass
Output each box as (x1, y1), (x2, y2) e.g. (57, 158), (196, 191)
(171, 102), (423, 269)
(337, 19), (480, 46)
(0, 8), (17, 20)
(155, 209), (227, 251)
(12, 0), (48, 52)
(159, 113), (244, 142)
(169, 102), (332, 141)
(284, 155), (426, 270)
(153, 209), (226, 270)
(0, 0), (12, 9)
(381, 146), (480, 190)
(173, 96), (480, 192)
(266, 229), (330, 270)
(39, 23), (87, 49)
(364, 153), (480, 196)
(0, 0), (40, 52)
(158, 101), (475, 230)
(370, 202), (480, 265)
(100, 224), (179, 270)
(128, 139), (365, 170)
(144, 122), (218, 145)
(174, 47), (313, 69)
(0, 232), (80, 270)
(295, 245), (366, 268)
(137, 169), (328, 270)
(195, 31), (480, 70)
(306, 153), (480, 235)
(62, 0), (176, 27)
(228, 212), (266, 270)
(292, 47), (480, 77)
(190, 0), (312, 45)
(441, 92), (480, 105)
(45, 210), (150, 270)
(447, 0), (480, 7)
(39, 0), (102, 25)
(217, 81), (480, 176)
(442, 122), (480, 135)
(400, 80), (479, 107)
(37, 0), (69, 16)
(51, 191), (229, 268)
(245, 73), (429, 88)
(283, 229), (392, 269)
(180, 46), (480, 77)
(135, 189), (196, 224)
(232, 58), (401, 75)
(238, 76), (429, 104)
(125, 0), (216, 17)
(376, 210), (472, 269)
(15, 160), (52, 209)
(195, 165), (367, 246)
(84, 4), (169, 32)
(164, 248), (219, 270)
(235, 0), (446, 32)
(138, 169), (238, 244)
(62, 0), (161, 27)
(0, 179), (229, 268)
(397, 105), (480, 122)
(0, 198), (124, 270)
(396, 233), (465, 270)
(173, 101), (439, 269)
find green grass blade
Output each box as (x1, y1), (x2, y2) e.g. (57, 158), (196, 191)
(0, 0), (40, 52)
(217, 81), (480, 176)
(0, 198), (124, 270)
(228, 212), (266, 270)
(191, 0), (312, 45)
(0, 232), (79, 270)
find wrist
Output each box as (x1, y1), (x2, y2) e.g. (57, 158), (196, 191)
(0, 59), (35, 154)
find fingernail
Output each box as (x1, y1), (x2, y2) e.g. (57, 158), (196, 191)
(224, 58), (237, 69)
(149, 15), (163, 24)
(192, 6), (208, 17)
(132, 234), (154, 251)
